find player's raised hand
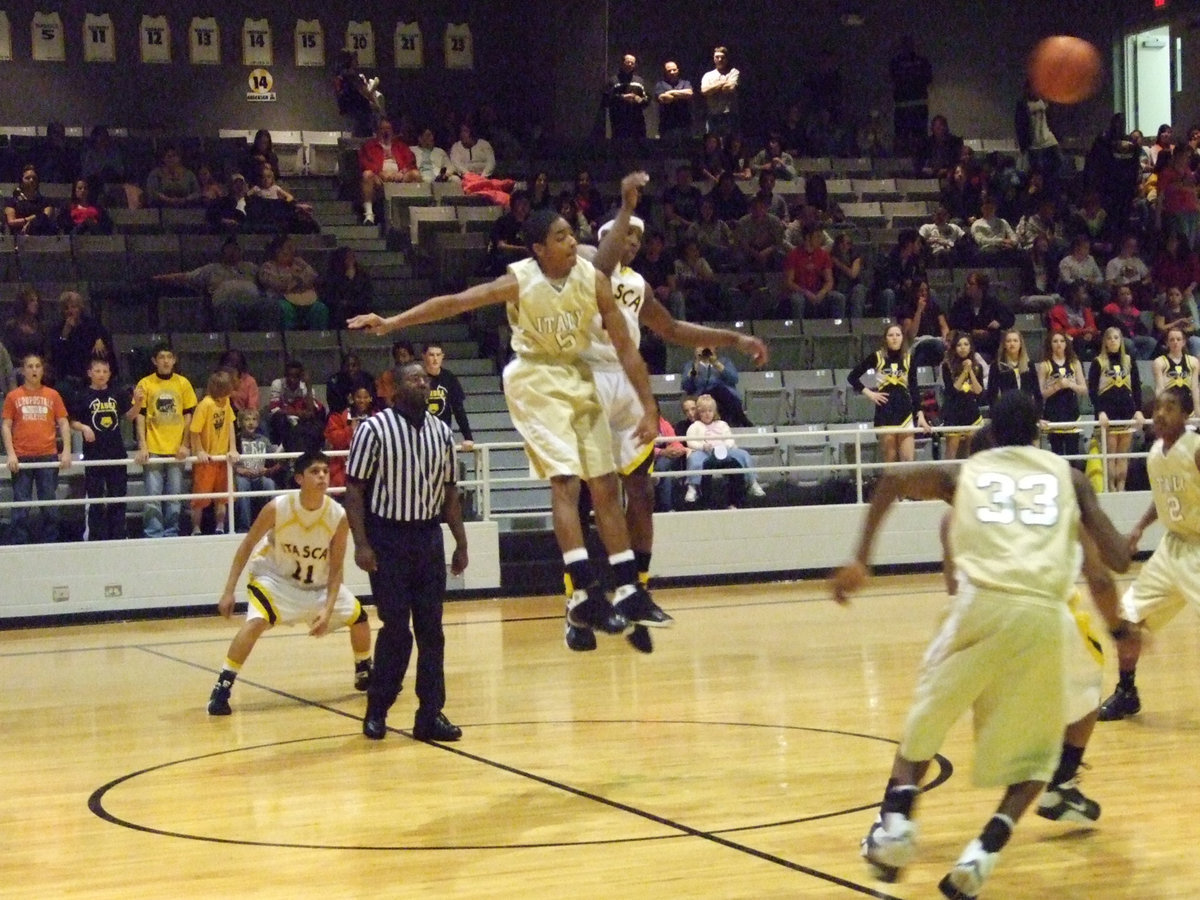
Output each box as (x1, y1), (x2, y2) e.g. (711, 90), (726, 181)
(620, 171), (649, 209)
(736, 334), (769, 368)
(829, 560), (868, 605)
(346, 312), (389, 335)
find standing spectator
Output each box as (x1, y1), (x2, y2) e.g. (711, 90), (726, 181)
(145, 146), (201, 208)
(232, 407), (281, 532)
(268, 359), (327, 453)
(898, 280), (950, 367)
(1101, 284), (1157, 360)
(187, 369), (238, 535)
(655, 60), (694, 144)
(5, 164), (58, 235)
(1048, 283), (1101, 361)
(606, 53), (649, 141)
(449, 122), (496, 178)
(1015, 82), (1062, 186)
(219, 349), (259, 414)
(324, 247), (375, 325)
(259, 235), (328, 331)
(49, 291), (116, 400)
(325, 385), (376, 489)
(334, 49), (379, 138)
(134, 343), (196, 538)
(1152, 230), (1200, 299)
(70, 357), (133, 541)
(326, 353), (376, 416)
(2, 353), (71, 543)
(1105, 235), (1151, 293)
(57, 177), (113, 235)
(682, 346), (750, 427)
(700, 46), (740, 136)
(411, 127), (453, 184)
(1157, 147), (1200, 249)
(1038, 331), (1087, 463)
(154, 237), (279, 333)
(889, 36), (933, 156)
(1057, 234), (1105, 307)
(422, 343), (474, 450)
(358, 118), (419, 226)
(784, 224), (845, 319)
(2, 288), (49, 371)
(346, 361), (468, 742)
(947, 271), (1014, 360)
(919, 204), (966, 264)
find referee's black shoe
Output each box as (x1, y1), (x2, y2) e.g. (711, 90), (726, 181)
(363, 710), (388, 740)
(615, 587), (673, 627)
(567, 586), (627, 634)
(413, 711), (462, 742)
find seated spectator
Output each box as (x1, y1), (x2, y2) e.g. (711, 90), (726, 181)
(80, 126), (129, 200)
(35, 121), (79, 185)
(196, 162), (227, 204)
(258, 235), (328, 331)
(145, 145), (201, 208)
(206, 172), (250, 232)
(1101, 283), (1157, 359)
(1048, 282), (1101, 361)
(918, 203), (967, 265)
(154, 237), (279, 332)
(947, 271), (1013, 360)
(693, 133), (725, 186)
(749, 133), (797, 181)
(1155, 285), (1200, 356)
(232, 407), (282, 532)
(422, 342), (474, 449)
(324, 385), (376, 488)
(1066, 190), (1114, 258)
(219, 349), (259, 413)
(1015, 197), (1066, 254)
(57, 177), (112, 235)
(898, 280), (949, 367)
(683, 393), (764, 507)
(1105, 234), (1151, 295)
(325, 352), (376, 416)
(488, 189), (532, 273)
(358, 118), (419, 226)
(710, 170), (749, 224)
(5, 164), (58, 235)
(652, 415), (688, 511)
(687, 195), (735, 271)
(940, 162), (982, 224)
(754, 170), (789, 222)
(732, 196), (786, 272)
(267, 359), (327, 452)
(916, 114), (963, 179)
(374, 340), (417, 406)
(555, 192), (593, 243)
(1017, 234), (1063, 312)
(675, 394), (698, 438)
(873, 229), (925, 317)
(48, 291), (116, 400)
(681, 346), (751, 426)
(724, 133), (754, 181)
(830, 233), (869, 319)
(450, 122), (496, 179)
(780, 104), (807, 157)
(571, 169), (604, 227)
(1057, 234), (1106, 307)
(2, 352), (71, 544)
(246, 162), (318, 234)
(662, 165), (704, 248)
(2, 288), (50, 370)
(240, 129), (281, 184)
(527, 171), (553, 211)
(673, 237), (726, 320)
(412, 126), (454, 183)
(1157, 146), (1200, 250)
(968, 197), (1018, 257)
(632, 230), (683, 325)
(1152, 229), (1200, 299)
(323, 246), (375, 324)
(784, 223), (846, 319)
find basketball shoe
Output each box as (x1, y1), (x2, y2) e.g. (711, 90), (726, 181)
(566, 585), (627, 634)
(861, 813), (917, 882)
(354, 660), (373, 692)
(1037, 776), (1100, 823)
(938, 838), (997, 899)
(207, 680), (232, 716)
(614, 586), (673, 627)
(1097, 684), (1140, 721)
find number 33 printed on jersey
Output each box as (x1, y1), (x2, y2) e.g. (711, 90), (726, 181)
(975, 472), (1059, 526)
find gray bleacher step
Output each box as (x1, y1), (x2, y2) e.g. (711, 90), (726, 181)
(316, 213), (361, 227)
(324, 225), (385, 241)
(368, 265), (415, 279)
(334, 238), (390, 252)
(354, 250), (409, 267)
(308, 199), (356, 217)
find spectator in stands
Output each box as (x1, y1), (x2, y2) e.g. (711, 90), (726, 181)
(1105, 234), (1151, 294)
(571, 169), (604, 229)
(334, 49), (378, 138)
(948, 271), (1013, 360)
(1018, 234), (1063, 312)
(784, 223), (846, 319)
(683, 393), (764, 507)
(240, 129), (281, 184)
(710, 171), (749, 226)
(488, 189), (532, 273)
(57, 177), (112, 235)
(606, 53), (649, 141)
(750, 134), (796, 182)
(3, 352), (71, 544)
(449, 122), (496, 178)
(969, 196), (1018, 258)
(830, 233), (868, 319)
(145, 146), (201, 209)
(133, 342), (196, 538)
(49, 291), (116, 400)
(359, 118), (419, 226)
(688, 195), (735, 271)
(696, 133), (727, 185)
(246, 162), (318, 234)
(1086, 113), (1141, 234)
(324, 384), (376, 489)
(556, 192), (593, 243)
(80, 126), (128, 200)
(1152, 230), (1200, 300)
(1015, 197), (1066, 254)
(890, 36), (933, 156)
(655, 60), (694, 144)
(154, 237), (279, 333)
(701, 46), (740, 136)
(268, 359), (327, 453)
(675, 394), (698, 437)
(35, 121), (79, 185)
(325, 352), (375, 416)
(940, 162), (983, 224)
(733, 196), (786, 273)
(1058, 234), (1105, 307)
(630, 229), (683, 326)
(662, 165), (703, 248)
(652, 414), (688, 511)
(0, 342), (13, 397)
(2, 288), (49, 371)
(196, 162), (226, 205)
(70, 356), (134, 541)
(187, 368), (238, 535)
(1154, 286), (1200, 357)
(1157, 147), (1200, 249)
(1048, 283), (1101, 361)
(847, 324), (931, 464)
(723, 134), (754, 182)
(259, 235), (328, 331)
(206, 172), (249, 233)
(916, 114), (962, 179)
(898, 280), (949, 367)
(324, 246), (375, 324)
(232, 407), (281, 532)
(985, 329), (1041, 412)
(412, 127), (453, 183)
(1015, 82), (1062, 186)
(1102, 283), (1157, 360)
(5, 164), (58, 235)
(682, 346), (751, 427)
(1146, 123), (1173, 170)
(754, 171), (789, 222)
(219, 349), (258, 413)
(673, 237), (725, 321)
(422, 343), (474, 449)
(527, 171), (553, 211)
(374, 341), (417, 406)
(1066, 189), (1114, 259)
(874, 229), (925, 317)
(918, 203), (966, 264)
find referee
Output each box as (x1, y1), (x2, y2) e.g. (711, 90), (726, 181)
(345, 361), (468, 742)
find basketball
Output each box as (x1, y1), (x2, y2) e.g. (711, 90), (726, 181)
(1028, 36), (1102, 104)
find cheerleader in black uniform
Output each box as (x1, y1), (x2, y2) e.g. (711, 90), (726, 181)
(1152, 326), (1200, 413)
(847, 323), (930, 463)
(985, 329), (1042, 414)
(1089, 326), (1145, 491)
(1039, 330), (1088, 464)
(939, 330), (984, 459)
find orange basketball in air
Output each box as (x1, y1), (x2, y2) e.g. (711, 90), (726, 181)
(1028, 36), (1102, 104)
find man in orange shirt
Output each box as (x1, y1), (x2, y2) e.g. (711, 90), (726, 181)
(2, 353), (71, 543)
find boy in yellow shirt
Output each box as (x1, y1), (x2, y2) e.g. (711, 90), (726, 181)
(188, 369), (238, 534)
(134, 343), (197, 537)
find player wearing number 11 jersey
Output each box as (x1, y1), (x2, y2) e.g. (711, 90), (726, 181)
(830, 391), (1131, 899)
(206, 450), (372, 716)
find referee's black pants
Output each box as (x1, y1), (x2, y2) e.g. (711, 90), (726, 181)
(364, 516), (447, 723)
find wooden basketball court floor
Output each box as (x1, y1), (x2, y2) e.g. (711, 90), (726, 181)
(2, 570), (1198, 899)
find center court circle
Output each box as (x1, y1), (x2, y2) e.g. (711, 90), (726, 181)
(88, 719), (951, 851)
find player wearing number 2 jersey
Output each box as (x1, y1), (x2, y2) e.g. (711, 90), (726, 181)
(206, 450), (372, 716)
(831, 391), (1132, 899)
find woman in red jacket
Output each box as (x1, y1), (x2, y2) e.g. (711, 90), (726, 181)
(1047, 282), (1100, 361)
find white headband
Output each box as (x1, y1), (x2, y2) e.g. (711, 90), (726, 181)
(597, 215), (645, 241)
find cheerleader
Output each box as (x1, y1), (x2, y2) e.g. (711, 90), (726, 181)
(1039, 331), (1088, 463)
(939, 331), (984, 459)
(1152, 325), (1200, 412)
(1088, 326), (1145, 491)
(985, 329), (1041, 414)
(847, 323), (931, 464)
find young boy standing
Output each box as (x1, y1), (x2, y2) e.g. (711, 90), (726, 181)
(188, 369), (238, 534)
(134, 344), (197, 537)
(70, 357), (137, 540)
(233, 407), (281, 532)
(2, 353), (71, 543)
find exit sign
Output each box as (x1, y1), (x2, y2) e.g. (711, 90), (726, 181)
(1154, 0), (1167, 8)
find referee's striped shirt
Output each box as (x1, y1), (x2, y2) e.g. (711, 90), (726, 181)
(346, 408), (456, 522)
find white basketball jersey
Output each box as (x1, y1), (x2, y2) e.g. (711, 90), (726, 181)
(507, 256), (598, 360)
(254, 493), (345, 591)
(83, 13), (114, 63)
(294, 19), (324, 67)
(31, 11), (64, 62)
(393, 20), (423, 68)
(345, 20), (375, 67)
(190, 17), (220, 65)
(140, 15), (170, 64)
(242, 18), (273, 66)
(444, 23), (473, 70)
(580, 265), (646, 372)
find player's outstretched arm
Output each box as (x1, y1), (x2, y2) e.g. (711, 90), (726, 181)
(346, 275), (519, 336)
(311, 517), (350, 637)
(592, 171), (649, 277)
(640, 296), (769, 367)
(1071, 468), (1132, 573)
(218, 501), (277, 617)
(596, 270), (658, 443)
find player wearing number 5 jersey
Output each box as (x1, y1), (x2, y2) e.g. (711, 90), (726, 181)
(1099, 386), (1200, 721)
(831, 391), (1131, 899)
(206, 450), (372, 716)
